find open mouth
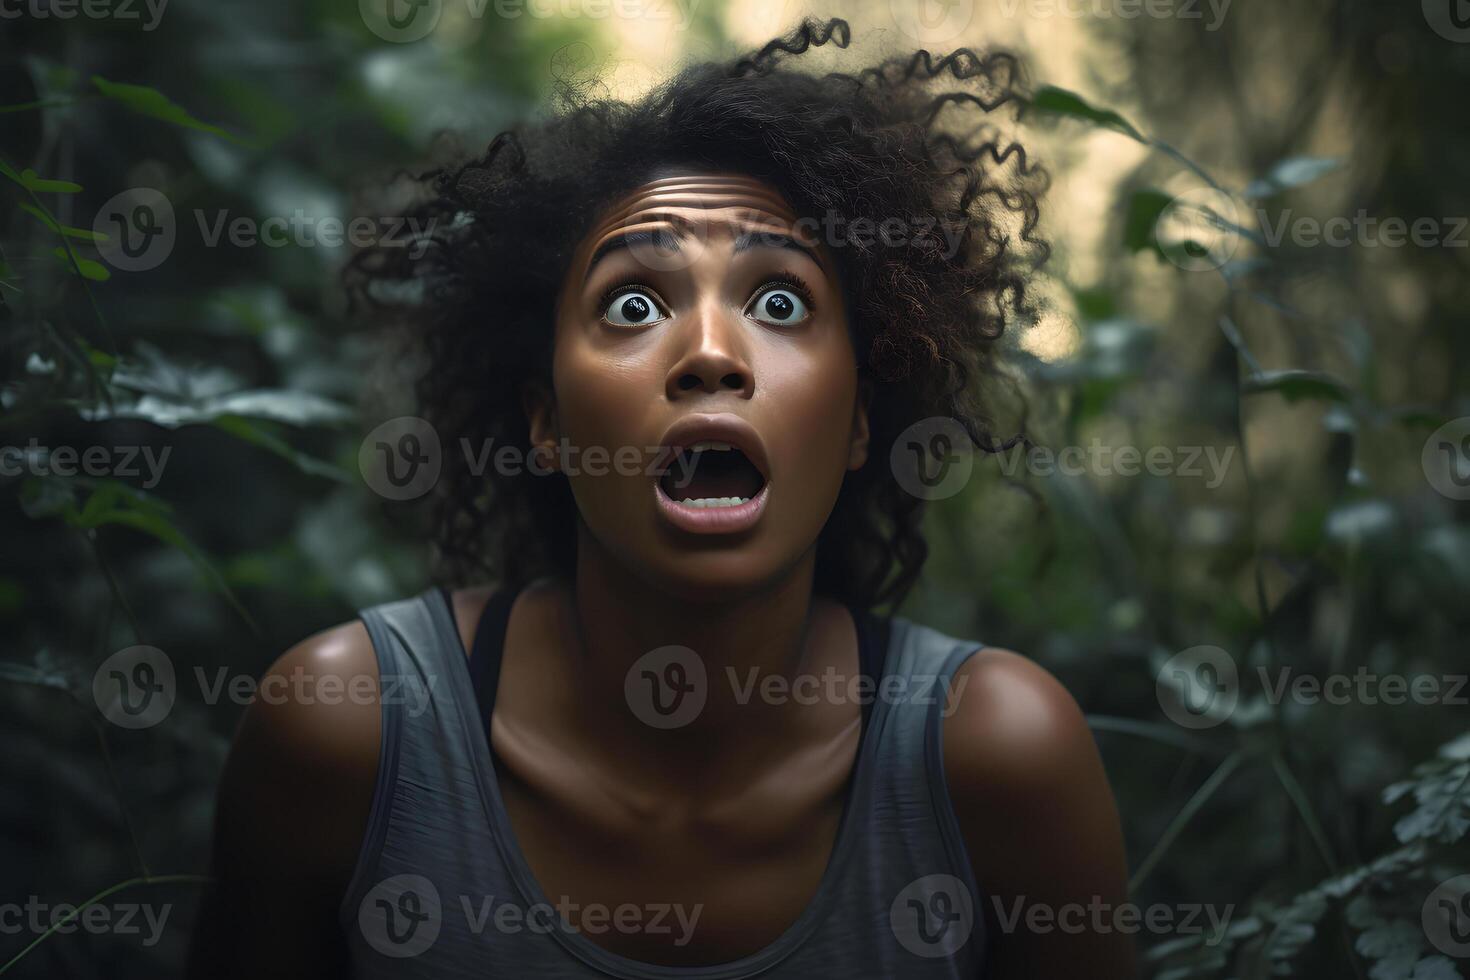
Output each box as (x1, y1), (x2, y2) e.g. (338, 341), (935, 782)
(652, 415), (771, 535)
(659, 441), (767, 509)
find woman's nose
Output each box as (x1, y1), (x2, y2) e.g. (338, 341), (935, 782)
(665, 304), (754, 400)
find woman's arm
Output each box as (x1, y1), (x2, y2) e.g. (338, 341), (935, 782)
(187, 624), (382, 980)
(944, 648), (1137, 979)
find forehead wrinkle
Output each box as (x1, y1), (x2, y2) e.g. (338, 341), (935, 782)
(580, 210), (821, 282)
(591, 175), (798, 235)
(572, 175), (815, 286)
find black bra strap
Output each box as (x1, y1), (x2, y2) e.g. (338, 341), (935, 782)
(468, 587), (517, 748)
(851, 605), (889, 735)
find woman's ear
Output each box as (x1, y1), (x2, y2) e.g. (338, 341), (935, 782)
(522, 380), (561, 472)
(848, 378), (872, 470)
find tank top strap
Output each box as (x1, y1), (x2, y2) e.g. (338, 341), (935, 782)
(858, 615), (989, 953)
(340, 587), (490, 932)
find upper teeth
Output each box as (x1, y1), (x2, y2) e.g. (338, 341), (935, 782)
(677, 496), (749, 508)
(688, 441), (733, 452)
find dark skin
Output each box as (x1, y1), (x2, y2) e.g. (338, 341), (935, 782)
(189, 174), (1136, 979)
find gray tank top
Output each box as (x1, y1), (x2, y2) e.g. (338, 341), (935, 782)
(340, 587), (990, 978)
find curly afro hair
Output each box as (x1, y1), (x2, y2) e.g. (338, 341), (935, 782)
(348, 17), (1046, 612)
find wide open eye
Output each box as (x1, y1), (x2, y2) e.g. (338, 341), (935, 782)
(602, 290), (667, 326)
(745, 286), (810, 326)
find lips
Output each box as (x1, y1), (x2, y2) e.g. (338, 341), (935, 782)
(653, 414), (770, 534)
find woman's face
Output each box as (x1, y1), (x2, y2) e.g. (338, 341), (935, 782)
(533, 172), (869, 599)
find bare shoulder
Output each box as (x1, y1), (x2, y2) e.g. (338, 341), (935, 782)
(941, 647), (1136, 978)
(191, 621), (383, 978)
(941, 646), (1098, 802)
(213, 620), (383, 881)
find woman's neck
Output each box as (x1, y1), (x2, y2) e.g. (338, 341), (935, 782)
(548, 522), (851, 791)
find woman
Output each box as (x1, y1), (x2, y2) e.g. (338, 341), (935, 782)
(190, 19), (1134, 979)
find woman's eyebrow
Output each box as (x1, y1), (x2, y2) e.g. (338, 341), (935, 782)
(732, 229), (827, 271)
(584, 227), (682, 281)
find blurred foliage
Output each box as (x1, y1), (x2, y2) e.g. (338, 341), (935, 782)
(1, 1), (1467, 977)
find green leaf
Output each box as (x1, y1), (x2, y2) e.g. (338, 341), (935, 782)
(1122, 189), (1172, 254)
(19, 168), (82, 193)
(1070, 286), (1116, 322)
(20, 202), (107, 241)
(91, 76), (246, 144)
(79, 338), (117, 370)
(51, 246), (111, 281)
(211, 415), (353, 483)
(0, 660), (72, 693)
(0, 163), (83, 193)
(1262, 892), (1325, 967)
(1383, 736), (1470, 844)
(1242, 369), (1351, 403)
(1354, 914), (1427, 980)
(1244, 157), (1342, 200)
(1410, 956), (1464, 980)
(65, 480), (259, 633)
(1030, 86), (1145, 142)
(84, 389), (353, 428)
